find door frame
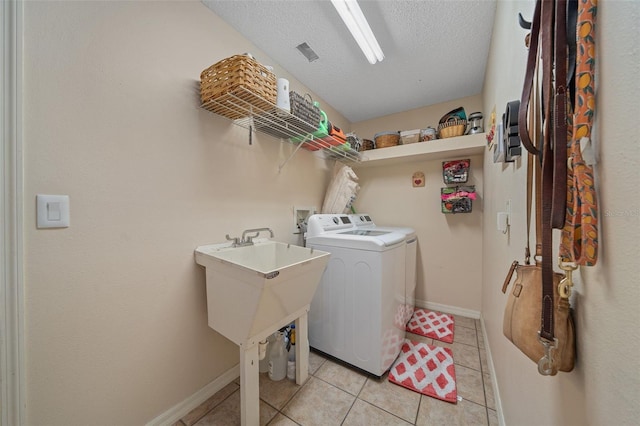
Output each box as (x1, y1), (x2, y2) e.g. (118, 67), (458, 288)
(1, 1), (25, 425)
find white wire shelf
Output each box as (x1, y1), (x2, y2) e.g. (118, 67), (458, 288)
(201, 87), (363, 169)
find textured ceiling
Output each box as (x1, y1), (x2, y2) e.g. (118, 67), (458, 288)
(202, 0), (497, 123)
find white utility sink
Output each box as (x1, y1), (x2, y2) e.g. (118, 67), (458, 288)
(195, 239), (329, 426)
(195, 239), (330, 344)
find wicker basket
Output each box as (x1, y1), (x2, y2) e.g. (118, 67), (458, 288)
(200, 55), (277, 120)
(359, 139), (375, 151)
(438, 119), (467, 139)
(374, 131), (400, 148)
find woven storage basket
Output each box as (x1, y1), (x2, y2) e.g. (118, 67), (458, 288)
(200, 55), (277, 120)
(374, 131), (400, 148)
(438, 119), (467, 139)
(359, 139), (375, 151)
(289, 92), (321, 133)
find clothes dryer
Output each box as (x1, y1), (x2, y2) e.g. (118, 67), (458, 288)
(305, 214), (406, 376)
(349, 214), (417, 327)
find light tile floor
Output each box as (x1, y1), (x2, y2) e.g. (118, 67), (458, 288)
(174, 314), (498, 426)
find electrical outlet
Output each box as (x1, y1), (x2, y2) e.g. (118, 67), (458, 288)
(293, 205), (316, 234)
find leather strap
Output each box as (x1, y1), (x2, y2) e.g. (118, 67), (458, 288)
(526, 148), (533, 264)
(539, 0), (556, 342)
(502, 261), (519, 294)
(525, 62), (543, 265)
(551, 0), (568, 229)
(519, 0), (542, 156)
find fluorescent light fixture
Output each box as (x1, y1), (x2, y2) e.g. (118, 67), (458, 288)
(331, 0), (384, 64)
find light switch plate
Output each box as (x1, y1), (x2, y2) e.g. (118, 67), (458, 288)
(497, 212), (509, 232)
(37, 194), (70, 228)
(497, 199), (512, 233)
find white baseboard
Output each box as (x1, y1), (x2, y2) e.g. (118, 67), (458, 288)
(146, 364), (240, 426)
(415, 299), (481, 319)
(478, 316), (505, 426)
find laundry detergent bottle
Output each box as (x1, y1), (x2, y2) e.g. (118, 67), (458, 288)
(268, 331), (287, 381)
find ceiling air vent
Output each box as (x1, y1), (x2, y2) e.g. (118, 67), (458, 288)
(296, 42), (319, 62)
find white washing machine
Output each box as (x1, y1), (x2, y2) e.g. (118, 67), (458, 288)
(349, 214), (417, 327)
(305, 214), (407, 376)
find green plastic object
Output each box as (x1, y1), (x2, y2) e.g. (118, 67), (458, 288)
(312, 107), (329, 139)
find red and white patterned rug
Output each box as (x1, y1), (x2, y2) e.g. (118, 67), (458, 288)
(388, 339), (457, 403)
(406, 308), (455, 344)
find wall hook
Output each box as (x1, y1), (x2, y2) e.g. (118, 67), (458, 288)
(518, 12), (532, 47)
(518, 12), (531, 29)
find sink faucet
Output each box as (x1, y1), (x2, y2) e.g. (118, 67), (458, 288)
(241, 228), (274, 245)
(225, 234), (240, 247)
(226, 228), (274, 247)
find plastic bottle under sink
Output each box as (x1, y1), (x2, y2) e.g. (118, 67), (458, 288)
(268, 332), (288, 381)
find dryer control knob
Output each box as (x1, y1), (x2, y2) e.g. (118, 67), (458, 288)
(332, 217), (339, 224)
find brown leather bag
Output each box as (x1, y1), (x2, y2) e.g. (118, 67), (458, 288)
(502, 262), (575, 373)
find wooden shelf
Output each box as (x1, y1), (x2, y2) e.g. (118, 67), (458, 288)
(353, 132), (486, 168)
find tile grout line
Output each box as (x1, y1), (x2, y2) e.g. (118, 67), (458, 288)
(268, 377), (306, 425)
(272, 356), (335, 425)
(413, 394), (423, 425)
(273, 372), (318, 423)
(190, 387), (240, 426)
(475, 324), (492, 426)
(354, 375), (419, 426)
(338, 377), (362, 426)
(257, 361), (322, 425)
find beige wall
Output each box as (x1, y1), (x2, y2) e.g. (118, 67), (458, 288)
(352, 154), (483, 313)
(22, 1), (347, 424)
(351, 96), (484, 313)
(481, 1), (640, 425)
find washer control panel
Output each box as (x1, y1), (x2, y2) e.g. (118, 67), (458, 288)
(307, 214), (355, 236)
(348, 214), (375, 227)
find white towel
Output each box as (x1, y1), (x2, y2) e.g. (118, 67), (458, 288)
(321, 162), (360, 214)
